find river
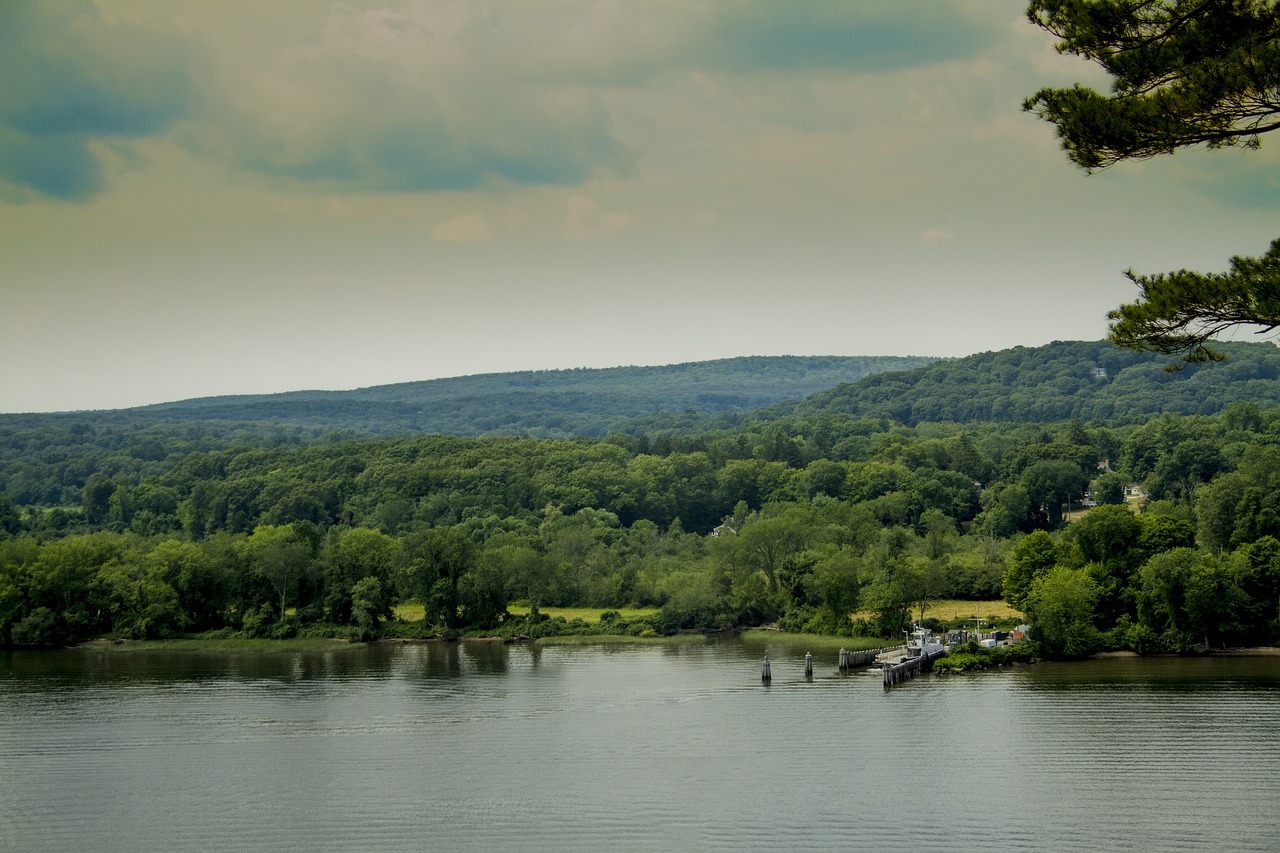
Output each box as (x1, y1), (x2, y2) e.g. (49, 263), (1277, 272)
(2, 638), (1278, 852)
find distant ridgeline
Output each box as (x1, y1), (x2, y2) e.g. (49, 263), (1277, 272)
(764, 340), (1280, 426)
(121, 355), (938, 438)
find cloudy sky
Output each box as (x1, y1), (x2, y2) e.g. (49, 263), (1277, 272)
(4, 1), (1279, 413)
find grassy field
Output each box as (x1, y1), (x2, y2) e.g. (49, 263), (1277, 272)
(740, 630), (887, 652)
(506, 605), (659, 621)
(392, 604), (659, 623)
(392, 603), (426, 621)
(393, 600), (1019, 635)
(849, 599), (1022, 624)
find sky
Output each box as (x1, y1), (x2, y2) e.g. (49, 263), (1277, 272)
(4, 0), (1280, 413)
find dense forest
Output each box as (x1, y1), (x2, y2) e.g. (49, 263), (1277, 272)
(2, 340), (1279, 656)
(773, 340), (1280, 425)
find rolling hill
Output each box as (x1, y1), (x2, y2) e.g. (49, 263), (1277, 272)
(768, 340), (1280, 425)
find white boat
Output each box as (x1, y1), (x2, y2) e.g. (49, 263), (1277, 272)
(905, 628), (945, 658)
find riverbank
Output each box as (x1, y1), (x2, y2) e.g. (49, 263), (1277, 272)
(71, 637), (364, 654)
(1094, 646), (1280, 658)
(50, 634), (1280, 658)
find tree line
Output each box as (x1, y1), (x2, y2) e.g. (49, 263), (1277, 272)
(3, 393), (1280, 653)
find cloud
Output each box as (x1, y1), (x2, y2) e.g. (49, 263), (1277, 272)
(0, 2), (1013, 201)
(0, 1), (197, 201)
(1175, 150), (1280, 212)
(512, 2), (1001, 82)
(565, 194), (631, 239)
(706, 3), (998, 74)
(693, 208), (721, 228)
(920, 212), (962, 245)
(432, 212), (493, 243)
(200, 4), (633, 193)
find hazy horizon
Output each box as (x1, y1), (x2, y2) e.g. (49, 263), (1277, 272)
(8, 350), (949, 414)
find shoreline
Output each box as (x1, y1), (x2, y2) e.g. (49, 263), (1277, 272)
(1093, 646), (1280, 658)
(10, 636), (1278, 656)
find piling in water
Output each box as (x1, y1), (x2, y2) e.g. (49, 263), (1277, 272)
(761, 655), (771, 682)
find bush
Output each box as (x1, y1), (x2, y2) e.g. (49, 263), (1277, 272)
(777, 605), (814, 634)
(241, 603), (276, 638)
(268, 614), (300, 640)
(1121, 621), (1167, 655)
(933, 641), (1038, 672)
(11, 607), (58, 645)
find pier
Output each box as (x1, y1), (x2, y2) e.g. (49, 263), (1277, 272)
(838, 646), (898, 672)
(881, 647), (947, 689)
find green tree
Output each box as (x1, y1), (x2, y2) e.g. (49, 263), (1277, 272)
(245, 524), (315, 621)
(1234, 535), (1280, 633)
(804, 459), (848, 500)
(921, 508), (957, 560)
(350, 575), (389, 641)
(1027, 564), (1101, 658)
(1133, 513), (1197, 565)
(1137, 547), (1196, 636)
(1069, 504), (1141, 570)
(802, 546), (862, 635)
(975, 483), (1032, 537)
(323, 527), (402, 625)
(402, 527), (475, 630)
(459, 547), (509, 629)
(0, 497), (22, 538)
(144, 539), (225, 632)
(98, 558), (184, 639)
(1095, 473), (1126, 505)
(1026, 0), (1280, 362)
(1003, 529), (1063, 611)
(861, 559), (914, 639)
(1021, 460), (1089, 527)
(1026, 0), (1280, 169)
(735, 507), (812, 593)
(1183, 552), (1246, 647)
(485, 542), (556, 612)
(82, 473), (117, 526)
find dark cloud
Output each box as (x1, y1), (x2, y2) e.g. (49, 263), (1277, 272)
(508, 2), (1003, 84)
(0, 131), (102, 201)
(1184, 157), (1280, 212)
(708, 4), (997, 73)
(0, 2), (196, 201)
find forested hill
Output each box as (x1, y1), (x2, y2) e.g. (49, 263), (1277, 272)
(769, 340), (1280, 426)
(123, 355), (936, 438)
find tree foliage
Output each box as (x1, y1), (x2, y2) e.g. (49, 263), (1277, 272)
(1025, 0), (1280, 169)
(1025, 0), (1280, 361)
(1110, 240), (1280, 364)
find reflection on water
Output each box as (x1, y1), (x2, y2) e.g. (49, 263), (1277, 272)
(2, 641), (1278, 853)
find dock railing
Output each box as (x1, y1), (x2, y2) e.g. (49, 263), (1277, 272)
(838, 646), (900, 672)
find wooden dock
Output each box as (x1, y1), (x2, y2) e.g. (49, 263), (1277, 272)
(881, 648), (947, 689)
(838, 646), (899, 671)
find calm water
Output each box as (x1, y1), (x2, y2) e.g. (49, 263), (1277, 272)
(2, 639), (1278, 852)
